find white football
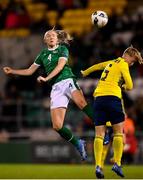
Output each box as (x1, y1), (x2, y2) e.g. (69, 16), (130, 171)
(91, 10), (108, 28)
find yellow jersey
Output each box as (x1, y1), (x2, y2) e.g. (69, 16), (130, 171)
(82, 57), (133, 99)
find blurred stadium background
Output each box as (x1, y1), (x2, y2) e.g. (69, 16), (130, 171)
(0, 0), (143, 178)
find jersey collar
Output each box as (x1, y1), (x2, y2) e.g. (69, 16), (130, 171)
(48, 45), (59, 51)
(118, 57), (124, 61)
(118, 57), (128, 64)
(118, 57), (125, 62)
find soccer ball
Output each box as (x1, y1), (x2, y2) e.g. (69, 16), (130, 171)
(91, 11), (108, 28)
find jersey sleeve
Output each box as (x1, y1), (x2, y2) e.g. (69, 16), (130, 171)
(34, 51), (43, 66)
(59, 46), (69, 60)
(120, 62), (133, 90)
(82, 60), (113, 76)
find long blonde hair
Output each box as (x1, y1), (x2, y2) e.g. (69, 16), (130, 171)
(56, 30), (73, 44)
(44, 28), (73, 45)
(123, 46), (143, 64)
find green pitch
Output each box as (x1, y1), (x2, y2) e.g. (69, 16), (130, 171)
(0, 164), (143, 179)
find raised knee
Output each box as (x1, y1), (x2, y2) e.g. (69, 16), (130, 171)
(53, 123), (63, 131)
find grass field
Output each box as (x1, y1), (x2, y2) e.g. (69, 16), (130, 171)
(0, 164), (143, 179)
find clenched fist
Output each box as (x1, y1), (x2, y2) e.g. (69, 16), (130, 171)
(37, 76), (46, 83)
(3, 67), (13, 74)
(80, 70), (86, 77)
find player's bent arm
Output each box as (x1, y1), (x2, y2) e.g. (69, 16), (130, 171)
(3, 63), (39, 76)
(45, 58), (67, 81)
(121, 63), (133, 90)
(81, 60), (112, 76)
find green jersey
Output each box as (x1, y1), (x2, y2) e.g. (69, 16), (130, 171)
(34, 45), (76, 85)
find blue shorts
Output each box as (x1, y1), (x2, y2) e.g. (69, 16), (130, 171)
(93, 96), (125, 126)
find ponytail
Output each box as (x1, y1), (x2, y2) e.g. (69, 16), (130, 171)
(56, 30), (73, 45)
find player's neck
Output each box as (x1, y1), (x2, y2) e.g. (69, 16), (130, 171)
(123, 57), (134, 66)
(122, 55), (130, 65)
(48, 45), (59, 50)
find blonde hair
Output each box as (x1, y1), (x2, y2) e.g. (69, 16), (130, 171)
(56, 30), (73, 44)
(44, 28), (73, 45)
(123, 46), (143, 64)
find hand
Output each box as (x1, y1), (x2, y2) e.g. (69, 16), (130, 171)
(80, 70), (86, 77)
(37, 76), (46, 83)
(3, 67), (13, 74)
(121, 84), (126, 90)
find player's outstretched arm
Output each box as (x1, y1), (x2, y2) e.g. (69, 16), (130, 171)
(81, 60), (112, 77)
(3, 63), (39, 76)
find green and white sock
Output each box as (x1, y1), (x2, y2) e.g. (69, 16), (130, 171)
(57, 126), (79, 146)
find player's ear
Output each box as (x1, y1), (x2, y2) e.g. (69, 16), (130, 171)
(43, 31), (48, 43)
(43, 37), (46, 43)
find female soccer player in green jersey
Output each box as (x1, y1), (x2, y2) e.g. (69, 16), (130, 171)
(81, 46), (143, 178)
(3, 29), (94, 161)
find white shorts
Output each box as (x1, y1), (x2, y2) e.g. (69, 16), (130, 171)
(50, 78), (80, 109)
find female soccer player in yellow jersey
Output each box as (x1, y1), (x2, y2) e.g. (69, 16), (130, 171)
(3, 29), (95, 161)
(81, 46), (143, 178)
